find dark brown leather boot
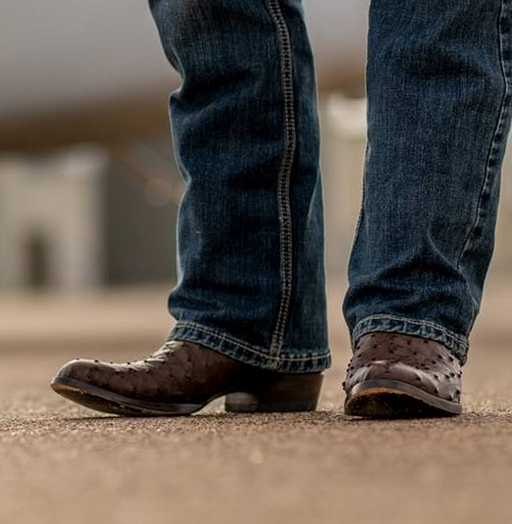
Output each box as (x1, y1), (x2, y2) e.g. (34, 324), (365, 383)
(51, 340), (323, 416)
(343, 332), (462, 418)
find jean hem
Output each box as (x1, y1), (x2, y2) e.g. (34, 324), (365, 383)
(167, 321), (331, 373)
(351, 315), (469, 364)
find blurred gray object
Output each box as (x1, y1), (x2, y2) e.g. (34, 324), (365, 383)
(0, 0), (369, 151)
(0, 142), (180, 290)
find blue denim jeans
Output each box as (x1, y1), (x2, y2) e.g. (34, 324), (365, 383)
(149, 0), (512, 372)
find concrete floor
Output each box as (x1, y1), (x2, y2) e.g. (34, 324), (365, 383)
(1, 277), (512, 524)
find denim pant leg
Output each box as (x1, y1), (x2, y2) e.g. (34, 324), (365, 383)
(148, 0), (330, 373)
(344, 0), (512, 363)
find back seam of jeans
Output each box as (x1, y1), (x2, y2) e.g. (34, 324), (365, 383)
(264, 0), (297, 358)
(456, 0), (511, 326)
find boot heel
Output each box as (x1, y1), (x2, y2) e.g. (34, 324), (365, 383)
(225, 373), (323, 413)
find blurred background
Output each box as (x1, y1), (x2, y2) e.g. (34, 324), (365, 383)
(0, 0), (373, 353)
(2, 0), (512, 351)
(3, 3), (512, 524)
(2, 0), (512, 352)
(0, 0), (370, 294)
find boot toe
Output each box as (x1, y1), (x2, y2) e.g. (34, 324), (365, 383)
(52, 359), (114, 389)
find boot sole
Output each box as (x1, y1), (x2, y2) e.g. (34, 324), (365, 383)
(344, 379), (461, 418)
(51, 373), (323, 417)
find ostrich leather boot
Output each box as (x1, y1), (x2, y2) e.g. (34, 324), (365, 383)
(51, 340), (323, 416)
(343, 332), (462, 418)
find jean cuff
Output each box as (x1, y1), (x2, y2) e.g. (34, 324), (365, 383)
(351, 315), (469, 365)
(167, 321), (332, 374)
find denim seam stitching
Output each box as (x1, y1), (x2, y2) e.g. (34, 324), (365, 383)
(168, 322), (330, 361)
(171, 322), (331, 359)
(264, 0), (297, 357)
(352, 314), (469, 346)
(170, 322), (267, 354)
(456, 0), (511, 325)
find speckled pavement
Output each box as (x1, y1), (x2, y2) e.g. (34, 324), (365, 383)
(1, 278), (512, 524)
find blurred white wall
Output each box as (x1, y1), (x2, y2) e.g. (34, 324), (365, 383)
(0, 148), (106, 290)
(320, 95), (367, 276)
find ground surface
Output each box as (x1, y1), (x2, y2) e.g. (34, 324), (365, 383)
(1, 277), (512, 524)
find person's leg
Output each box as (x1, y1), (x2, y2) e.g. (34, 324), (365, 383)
(51, 0), (330, 415)
(343, 0), (512, 416)
(150, 0), (329, 373)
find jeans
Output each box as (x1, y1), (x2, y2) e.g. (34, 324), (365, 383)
(149, 0), (512, 372)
